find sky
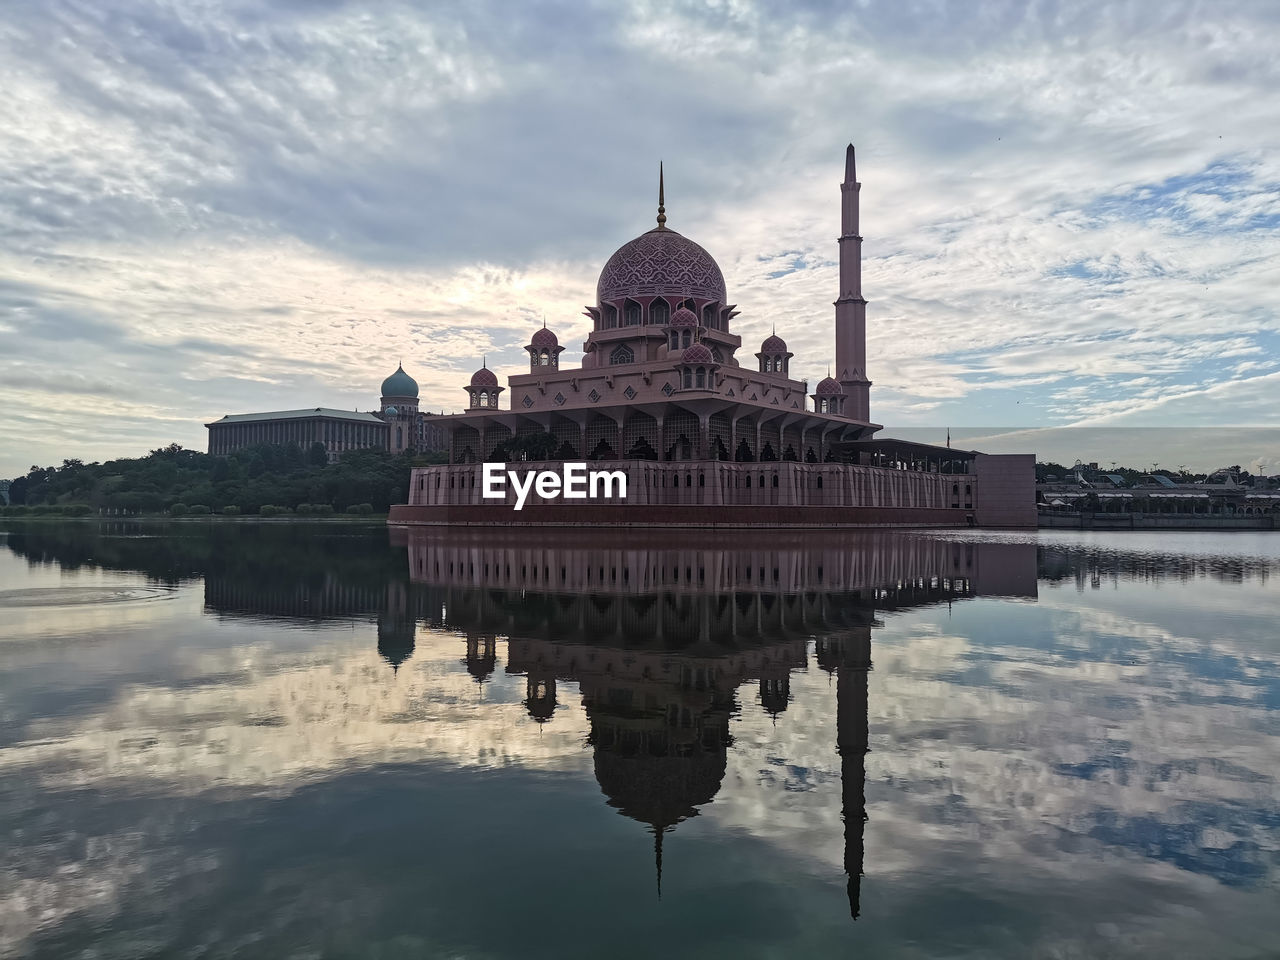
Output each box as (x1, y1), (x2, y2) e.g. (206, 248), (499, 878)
(2, 0), (1279, 478)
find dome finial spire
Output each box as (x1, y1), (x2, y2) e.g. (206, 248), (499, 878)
(656, 161), (667, 229)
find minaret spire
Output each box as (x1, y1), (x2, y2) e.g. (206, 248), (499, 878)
(654, 825), (664, 899)
(835, 143), (871, 421)
(656, 162), (667, 230)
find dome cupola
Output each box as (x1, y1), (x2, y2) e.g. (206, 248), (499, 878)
(757, 331), (793, 375)
(670, 306), (698, 327)
(466, 360), (502, 410)
(380, 363), (419, 399)
(526, 323), (565, 372)
(681, 343), (715, 365)
(470, 365), (498, 387)
(676, 340), (719, 391)
(592, 166), (726, 334)
(813, 375), (845, 415)
(666, 305), (701, 352)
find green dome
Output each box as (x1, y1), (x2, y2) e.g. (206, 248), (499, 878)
(381, 364), (419, 398)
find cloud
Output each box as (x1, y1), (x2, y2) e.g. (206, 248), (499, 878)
(2, 0), (1280, 475)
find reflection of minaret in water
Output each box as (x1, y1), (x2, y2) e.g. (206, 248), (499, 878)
(817, 627), (871, 920)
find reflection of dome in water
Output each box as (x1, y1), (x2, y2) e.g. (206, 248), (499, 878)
(376, 617), (415, 672)
(464, 635), (498, 683)
(593, 749), (726, 830)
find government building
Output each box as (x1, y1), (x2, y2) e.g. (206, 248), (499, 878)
(390, 145), (1035, 527)
(205, 364), (447, 462)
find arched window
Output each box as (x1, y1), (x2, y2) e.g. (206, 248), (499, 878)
(603, 304), (617, 329)
(479, 390), (489, 405)
(682, 368), (692, 389)
(625, 300), (641, 325)
(772, 474), (778, 488)
(818, 398), (826, 413)
(669, 332), (679, 350)
(540, 349), (550, 365)
(681, 330), (692, 349)
(703, 303), (717, 328)
(650, 300), (669, 325)
(695, 367), (706, 388)
(609, 344), (634, 365)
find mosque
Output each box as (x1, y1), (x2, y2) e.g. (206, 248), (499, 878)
(390, 145), (1035, 527)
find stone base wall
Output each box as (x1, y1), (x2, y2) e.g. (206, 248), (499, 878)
(388, 502), (966, 527)
(406, 459), (963, 511)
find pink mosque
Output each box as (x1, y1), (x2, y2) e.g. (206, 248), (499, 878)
(390, 145), (1034, 527)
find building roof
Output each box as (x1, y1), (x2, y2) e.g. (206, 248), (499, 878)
(597, 228), (726, 305)
(760, 333), (788, 354)
(207, 408), (387, 426)
(680, 343), (715, 365)
(381, 364), (419, 399)
(530, 326), (559, 349)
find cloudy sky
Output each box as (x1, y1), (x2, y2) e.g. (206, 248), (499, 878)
(2, 0), (1279, 478)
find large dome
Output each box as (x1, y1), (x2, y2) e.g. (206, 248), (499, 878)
(597, 227), (726, 305)
(381, 364), (419, 398)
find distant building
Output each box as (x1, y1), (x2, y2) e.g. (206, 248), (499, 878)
(205, 365), (447, 462)
(0, 479), (10, 505)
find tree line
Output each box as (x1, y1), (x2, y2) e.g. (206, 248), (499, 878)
(3, 442), (447, 516)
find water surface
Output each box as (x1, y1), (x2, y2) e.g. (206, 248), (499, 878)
(1, 521), (1277, 959)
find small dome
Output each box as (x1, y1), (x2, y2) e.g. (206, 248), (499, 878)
(384, 405), (399, 416)
(761, 333), (788, 353)
(681, 343), (715, 365)
(470, 365), (498, 387)
(530, 326), (559, 349)
(815, 376), (843, 396)
(670, 306), (698, 327)
(381, 364), (419, 398)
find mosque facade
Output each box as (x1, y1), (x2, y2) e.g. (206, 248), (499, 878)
(390, 145), (1034, 526)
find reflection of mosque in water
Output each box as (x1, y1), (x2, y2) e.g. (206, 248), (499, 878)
(203, 530), (1037, 920)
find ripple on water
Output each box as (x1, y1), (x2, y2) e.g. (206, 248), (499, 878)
(0, 585), (176, 608)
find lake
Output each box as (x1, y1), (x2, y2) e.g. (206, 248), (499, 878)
(1, 520), (1277, 959)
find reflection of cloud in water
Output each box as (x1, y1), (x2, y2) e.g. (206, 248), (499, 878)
(1, 524), (1279, 958)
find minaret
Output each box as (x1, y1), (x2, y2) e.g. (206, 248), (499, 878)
(835, 143), (872, 421)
